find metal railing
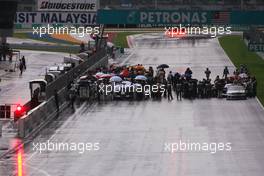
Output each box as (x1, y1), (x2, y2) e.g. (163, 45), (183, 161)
(45, 50), (107, 99)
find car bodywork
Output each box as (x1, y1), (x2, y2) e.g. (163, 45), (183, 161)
(226, 84), (247, 100)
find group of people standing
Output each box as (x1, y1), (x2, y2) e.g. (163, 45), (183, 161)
(71, 64), (257, 103)
(165, 65), (257, 100)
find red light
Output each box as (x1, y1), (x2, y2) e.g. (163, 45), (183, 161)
(14, 105), (25, 121)
(17, 106), (22, 111)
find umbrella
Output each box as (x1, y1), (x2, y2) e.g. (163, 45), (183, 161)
(133, 65), (145, 70)
(80, 75), (88, 80)
(94, 72), (104, 78)
(157, 64), (169, 69)
(135, 75), (147, 81)
(110, 76), (122, 82)
(120, 69), (130, 77)
(122, 81), (132, 86)
(100, 73), (112, 79)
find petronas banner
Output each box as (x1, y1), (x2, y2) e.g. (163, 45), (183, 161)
(97, 10), (264, 25)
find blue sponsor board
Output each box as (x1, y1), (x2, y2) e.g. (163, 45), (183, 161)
(97, 10), (210, 24)
(97, 10), (264, 25)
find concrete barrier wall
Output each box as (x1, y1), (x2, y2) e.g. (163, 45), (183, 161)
(18, 51), (108, 138)
(46, 50), (108, 99)
(18, 88), (68, 138)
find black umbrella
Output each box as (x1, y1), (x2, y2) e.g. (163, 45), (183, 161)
(157, 64), (169, 69)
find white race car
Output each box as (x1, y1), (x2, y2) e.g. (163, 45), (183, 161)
(226, 84), (247, 100)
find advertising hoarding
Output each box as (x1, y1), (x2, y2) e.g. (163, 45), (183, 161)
(37, 0), (98, 12)
(15, 12), (97, 25)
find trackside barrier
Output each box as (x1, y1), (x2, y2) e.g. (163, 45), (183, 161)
(18, 50), (108, 138)
(45, 50), (107, 99)
(18, 88), (68, 138)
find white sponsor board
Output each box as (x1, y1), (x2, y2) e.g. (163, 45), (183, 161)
(15, 12), (97, 25)
(37, 0), (98, 12)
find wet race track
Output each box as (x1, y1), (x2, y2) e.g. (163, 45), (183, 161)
(2, 33), (264, 176)
(0, 50), (66, 105)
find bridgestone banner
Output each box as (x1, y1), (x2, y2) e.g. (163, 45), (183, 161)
(38, 0), (98, 12)
(15, 12), (97, 25)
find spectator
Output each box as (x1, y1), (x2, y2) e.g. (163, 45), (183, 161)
(185, 67), (192, 79)
(19, 59), (24, 76)
(205, 68), (211, 80)
(167, 83), (173, 100)
(167, 71), (173, 84)
(69, 88), (77, 110)
(149, 66), (154, 77)
(80, 42), (85, 53)
(21, 56), (26, 70)
(176, 81), (182, 100)
(223, 66), (229, 79)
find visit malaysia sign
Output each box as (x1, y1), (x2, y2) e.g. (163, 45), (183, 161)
(15, 12), (97, 25)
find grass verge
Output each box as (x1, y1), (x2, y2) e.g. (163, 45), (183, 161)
(13, 32), (78, 45)
(12, 45), (79, 54)
(112, 32), (141, 48)
(219, 35), (264, 106)
(12, 32), (79, 53)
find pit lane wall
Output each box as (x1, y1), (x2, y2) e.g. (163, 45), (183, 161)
(45, 50), (107, 99)
(18, 50), (108, 138)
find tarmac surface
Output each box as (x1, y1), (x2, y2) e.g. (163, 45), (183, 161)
(1, 33), (264, 176)
(0, 50), (67, 105)
(0, 50), (68, 168)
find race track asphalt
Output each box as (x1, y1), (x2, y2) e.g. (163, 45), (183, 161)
(0, 50), (66, 105)
(2, 33), (264, 176)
